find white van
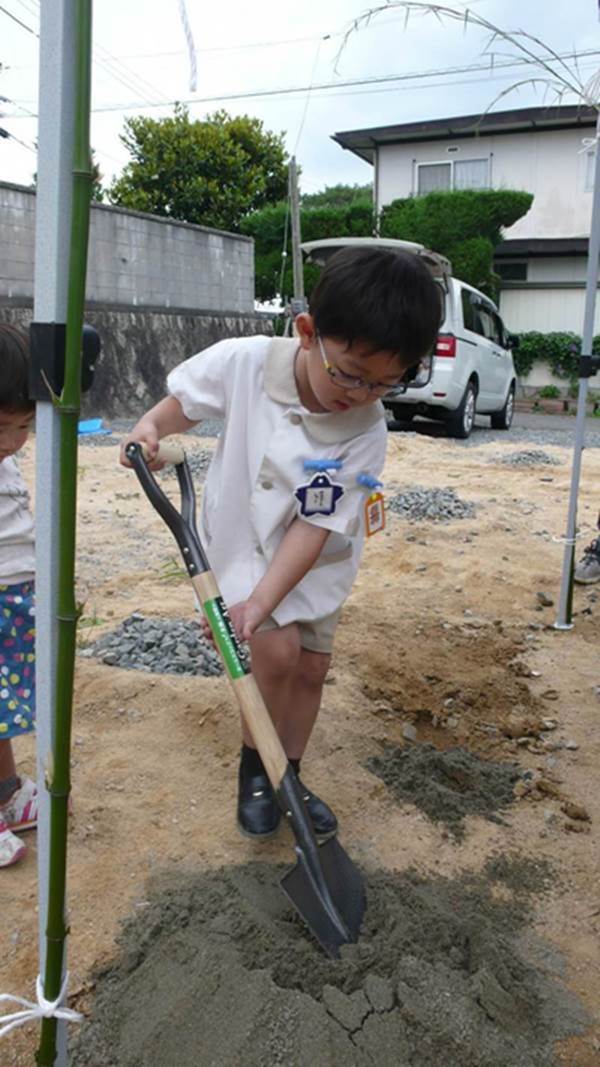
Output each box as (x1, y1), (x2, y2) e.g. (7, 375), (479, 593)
(301, 237), (518, 439)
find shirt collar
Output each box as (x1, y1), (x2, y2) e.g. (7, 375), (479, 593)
(264, 337), (384, 444)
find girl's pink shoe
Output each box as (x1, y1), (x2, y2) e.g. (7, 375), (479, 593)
(0, 819), (27, 867)
(2, 776), (37, 832)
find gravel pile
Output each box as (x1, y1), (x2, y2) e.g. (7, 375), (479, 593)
(387, 486), (476, 522)
(458, 426), (600, 448)
(495, 449), (561, 467)
(83, 612), (224, 677)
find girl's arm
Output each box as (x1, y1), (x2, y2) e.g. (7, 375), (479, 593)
(119, 396), (197, 467)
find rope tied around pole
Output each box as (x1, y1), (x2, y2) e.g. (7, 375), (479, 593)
(0, 973), (83, 1038)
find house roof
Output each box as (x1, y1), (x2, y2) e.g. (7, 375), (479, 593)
(333, 105), (598, 164)
(494, 236), (590, 259)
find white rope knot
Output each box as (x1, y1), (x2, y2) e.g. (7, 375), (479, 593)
(0, 973), (83, 1038)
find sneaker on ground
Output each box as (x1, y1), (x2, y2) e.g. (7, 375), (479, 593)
(0, 820), (27, 867)
(2, 776), (38, 832)
(574, 539), (600, 585)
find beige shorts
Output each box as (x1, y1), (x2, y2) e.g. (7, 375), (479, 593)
(257, 608), (341, 655)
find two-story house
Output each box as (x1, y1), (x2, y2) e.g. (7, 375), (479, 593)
(333, 105), (598, 337)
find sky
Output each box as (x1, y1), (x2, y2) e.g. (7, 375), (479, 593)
(0, 0), (598, 197)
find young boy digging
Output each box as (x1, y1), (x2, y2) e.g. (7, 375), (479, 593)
(121, 246), (441, 840)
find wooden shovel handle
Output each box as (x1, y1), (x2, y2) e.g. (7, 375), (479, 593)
(191, 572), (288, 788)
(142, 440), (186, 466)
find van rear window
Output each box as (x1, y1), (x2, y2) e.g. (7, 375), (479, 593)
(461, 289), (477, 332)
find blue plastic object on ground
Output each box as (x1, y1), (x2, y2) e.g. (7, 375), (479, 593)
(78, 418), (112, 436)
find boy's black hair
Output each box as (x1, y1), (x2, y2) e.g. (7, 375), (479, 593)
(0, 323), (34, 413)
(308, 246), (442, 364)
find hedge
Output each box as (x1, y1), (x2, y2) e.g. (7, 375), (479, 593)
(380, 188), (533, 297)
(241, 188), (533, 303)
(513, 332), (600, 380)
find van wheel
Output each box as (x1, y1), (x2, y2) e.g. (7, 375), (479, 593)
(490, 384), (515, 430)
(387, 404), (414, 422)
(446, 381), (477, 439)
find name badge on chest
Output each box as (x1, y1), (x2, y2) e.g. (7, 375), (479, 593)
(295, 472), (344, 517)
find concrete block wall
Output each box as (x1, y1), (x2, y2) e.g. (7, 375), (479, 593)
(0, 181), (255, 314)
(1, 304), (272, 418)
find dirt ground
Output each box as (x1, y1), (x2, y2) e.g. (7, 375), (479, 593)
(3, 427), (600, 1065)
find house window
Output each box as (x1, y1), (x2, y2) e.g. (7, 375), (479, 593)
(417, 157), (489, 195)
(496, 261), (528, 282)
(454, 158), (489, 190)
(417, 162), (451, 194)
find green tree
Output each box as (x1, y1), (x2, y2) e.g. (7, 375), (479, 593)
(380, 188), (533, 296)
(109, 105), (288, 231)
(241, 198), (375, 302)
(302, 183), (373, 209)
(91, 153), (104, 202)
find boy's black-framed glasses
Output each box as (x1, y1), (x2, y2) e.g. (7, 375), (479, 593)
(316, 335), (412, 398)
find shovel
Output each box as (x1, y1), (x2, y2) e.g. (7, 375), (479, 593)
(126, 439), (366, 958)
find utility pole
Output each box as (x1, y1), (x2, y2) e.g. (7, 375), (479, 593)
(289, 156), (305, 311)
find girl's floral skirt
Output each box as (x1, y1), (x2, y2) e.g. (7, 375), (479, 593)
(0, 581), (35, 740)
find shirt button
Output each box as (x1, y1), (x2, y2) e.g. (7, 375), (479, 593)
(290, 413), (302, 425)
(261, 480), (273, 490)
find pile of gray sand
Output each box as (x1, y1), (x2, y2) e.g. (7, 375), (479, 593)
(71, 859), (586, 1067)
(366, 744), (521, 839)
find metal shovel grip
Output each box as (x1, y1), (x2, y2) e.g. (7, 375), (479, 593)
(126, 440), (288, 788)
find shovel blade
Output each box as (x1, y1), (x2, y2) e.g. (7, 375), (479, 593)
(280, 835), (366, 959)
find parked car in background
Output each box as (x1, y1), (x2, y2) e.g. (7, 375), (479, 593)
(301, 237), (519, 439)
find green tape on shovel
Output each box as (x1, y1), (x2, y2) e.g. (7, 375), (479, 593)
(203, 596), (248, 679)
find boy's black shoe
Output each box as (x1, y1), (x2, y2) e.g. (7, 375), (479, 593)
(237, 769), (281, 839)
(297, 780), (338, 841)
(237, 746), (338, 841)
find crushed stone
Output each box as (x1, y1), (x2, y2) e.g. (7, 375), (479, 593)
(494, 450), (562, 467)
(82, 612), (224, 677)
(365, 744), (521, 839)
(386, 486), (476, 523)
(71, 859), (587, 1067)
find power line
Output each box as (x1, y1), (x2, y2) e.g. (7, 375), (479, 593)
(6, 47), (599, 120)
(0, 2), (36, 35)
(14, 0), (169, 107)
(0, 125), (36, 152)
(80, 48), (600, 115)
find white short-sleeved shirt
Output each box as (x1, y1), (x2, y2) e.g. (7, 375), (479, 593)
(167, 335), (387, 625)
(0, 455), (35, 585)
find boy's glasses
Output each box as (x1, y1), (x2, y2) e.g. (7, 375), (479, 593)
(317, 335), (410, 398)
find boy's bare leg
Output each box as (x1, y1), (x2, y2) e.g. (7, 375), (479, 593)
(243, 624), (302, 749)
(276, 648), (331, 760)
(245, 629), (329, 759)
(241, 630), (337, 838)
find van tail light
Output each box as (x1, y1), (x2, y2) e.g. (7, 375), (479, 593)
(435, 334), (456, 358)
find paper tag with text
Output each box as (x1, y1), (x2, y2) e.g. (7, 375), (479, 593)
(365, 491), (385, 536)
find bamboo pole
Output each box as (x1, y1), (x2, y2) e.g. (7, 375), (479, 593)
(36, 1), (93, 1063)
